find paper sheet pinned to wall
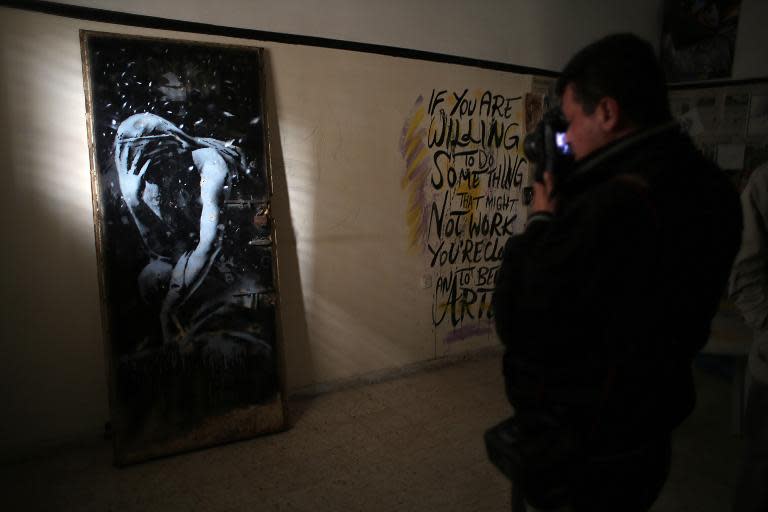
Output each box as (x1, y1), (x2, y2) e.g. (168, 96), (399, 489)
(717, 143), (746, 170)
(749, 95), (768, 136)
(678, 103), (705, 136)
(722, 94), (749, 136)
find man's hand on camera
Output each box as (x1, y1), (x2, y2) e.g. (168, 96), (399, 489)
(532, 171), (557, 214)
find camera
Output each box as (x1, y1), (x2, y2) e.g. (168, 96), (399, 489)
(523, 107), (574, 182)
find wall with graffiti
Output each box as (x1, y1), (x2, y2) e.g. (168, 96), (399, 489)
(265, 47), (531, 379)
(400, 88), (528, 353)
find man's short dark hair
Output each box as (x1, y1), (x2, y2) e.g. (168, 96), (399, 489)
(556, 33), (672, 128)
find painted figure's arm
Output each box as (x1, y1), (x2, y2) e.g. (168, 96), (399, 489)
(161, 147), (228, 343)
(114, 114), (187, 255)
(115, 145), (156, 249)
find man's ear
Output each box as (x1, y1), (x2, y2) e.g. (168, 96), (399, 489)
(596, 97), (621, 132)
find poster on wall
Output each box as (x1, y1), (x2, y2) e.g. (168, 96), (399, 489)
(661, 0), (742, 82)
(80, 31), (285, 465)
(748, 95), (768, 136)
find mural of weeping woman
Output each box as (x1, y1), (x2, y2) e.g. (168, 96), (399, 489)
(82, 33), (285, 464)
(113, 112), (278, 409)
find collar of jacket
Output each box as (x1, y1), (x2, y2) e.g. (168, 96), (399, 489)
(565, 120), (681, 184)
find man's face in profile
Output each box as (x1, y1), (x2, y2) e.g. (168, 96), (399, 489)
(561, 84), (605, 161)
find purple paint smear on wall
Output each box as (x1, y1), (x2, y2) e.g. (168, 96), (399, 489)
(443, 324), (492, 344)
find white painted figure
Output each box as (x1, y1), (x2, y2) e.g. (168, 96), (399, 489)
(114, 113), (266, 351)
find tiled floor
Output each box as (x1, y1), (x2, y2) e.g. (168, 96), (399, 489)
(0, 354), (742, 511)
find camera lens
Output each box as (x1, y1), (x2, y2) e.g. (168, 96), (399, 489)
(523, 132), (541, 162)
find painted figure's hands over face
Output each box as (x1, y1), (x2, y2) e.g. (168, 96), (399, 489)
(532, 171), (557, 214)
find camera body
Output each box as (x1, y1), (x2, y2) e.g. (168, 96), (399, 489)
(523, 107), (574, 182)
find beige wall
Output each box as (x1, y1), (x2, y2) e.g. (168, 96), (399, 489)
(50, 0), (664, 72)
(0, 6), (532, 455)
(0, 9), (106, 454)
(732, 0), (768, 79)
(55, 0), (768, 78)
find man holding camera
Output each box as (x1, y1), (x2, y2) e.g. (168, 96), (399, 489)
(490, 34), (742, 511)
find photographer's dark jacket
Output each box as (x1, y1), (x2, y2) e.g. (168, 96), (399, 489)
(492, 124), (742, 452)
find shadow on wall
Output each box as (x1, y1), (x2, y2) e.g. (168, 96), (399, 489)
(262, 51), (315, 400)
(0, 10), (107, 458)
(300, 49), (434, 381)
